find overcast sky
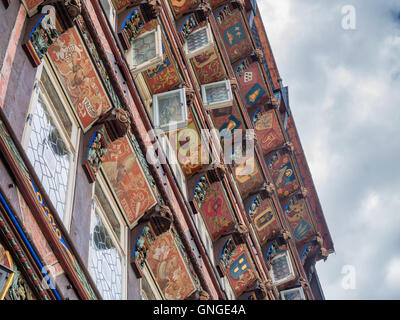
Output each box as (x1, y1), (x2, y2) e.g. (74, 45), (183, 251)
(257, 0), (400, 299)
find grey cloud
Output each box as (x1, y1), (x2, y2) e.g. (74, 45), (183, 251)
(258, 0), (400, 299)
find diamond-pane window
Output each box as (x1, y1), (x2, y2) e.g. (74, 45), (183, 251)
(89, 211), (123, 300)
(24, 63), (79, 228)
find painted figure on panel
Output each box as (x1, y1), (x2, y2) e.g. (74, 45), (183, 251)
(276, 162), (295, 187)
(48, 27), (111, 130)
(147, 232), (196, 300)
(102, 137), (156, 227)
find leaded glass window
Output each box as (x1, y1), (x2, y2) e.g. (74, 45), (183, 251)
(270, 252), (295, 285)
(89, 211), (123, 300)
(201, 80), (233, 110)
(24, 63), (79, 226)
(26, 95), (71, 219)
(184, 25), (214, 58)
(126, 26), (163, 74)
(280, 287), (306, 300)
(89, 177), (127, 300)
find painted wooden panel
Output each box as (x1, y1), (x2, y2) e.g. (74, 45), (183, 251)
(194, 180), (236, 241)
(190, 47), (225, 85)
(22, 0), (43, 16)
(111, 0), (135, 12)
(143, 38), (181, 94)
(167, 0), (201, 19)
(215, 8), (252, 63)
(48, 27), (112, 132)
(102, 136), (157, 229)
(146, 231), (197, 300)
(250, 108), (284, 155)
(267, 151), (300, 199)
(249, 198), (281, 246)
(224, 244), (256, 297)
(167, 110), (207, 177)
(210, 100), (244, 141)
(283, 196), (313, 243)
(236, 62), (268, 109)
(233, 157), (264, 199)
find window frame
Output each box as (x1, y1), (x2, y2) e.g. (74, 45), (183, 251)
(140, 263), (164, 300)
(269, 251), (296, 286)
(152, 88), (188, 131)
(280, 287), (306, 300)
(100, 0), (117, 30)
(201, 80), (233, 110)
(183, 24), (215, 59)
(88, 174), (128, 300)
(126, 25), (163, 74)
(22, 60), (80, 231)
(157, 133), (188, 199)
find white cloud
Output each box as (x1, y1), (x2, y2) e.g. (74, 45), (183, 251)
(385, 258), (400, 289)
(258, 0), (400, 299)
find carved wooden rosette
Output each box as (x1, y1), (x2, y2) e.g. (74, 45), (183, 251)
(269, 229), (292, 247)
(83, 108), (131, 183)
(130, 204), (173, 278)
(64, 0), (82, 18)
(263, 95), (279, 112)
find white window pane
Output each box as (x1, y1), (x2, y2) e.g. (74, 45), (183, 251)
(282, 289), (304, 300)
(157, 93), (184, 126)
(26, 95), (71, 221)
(89, 212), (123, 300)
(205, 83), (229, 105)
(131, 32), (157, 66)
(186, 28), (208, 53)
(271, 254), (291, 282)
